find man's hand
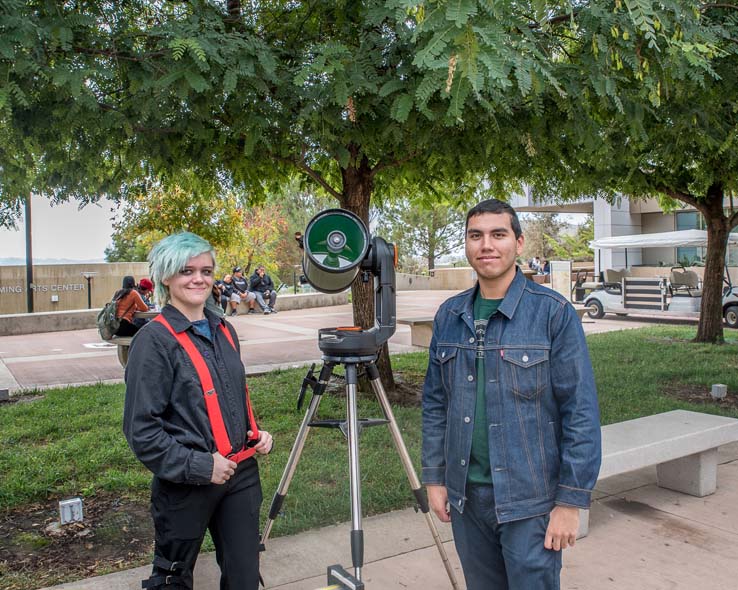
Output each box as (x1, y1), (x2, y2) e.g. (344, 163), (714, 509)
(211, 452), (237, 485)
(427, 484), (451, 523)
(249, 430), (273, 455)
(544, 505), (580, 551)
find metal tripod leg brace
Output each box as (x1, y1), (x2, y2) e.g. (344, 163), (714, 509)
(260, 355), (459, 590)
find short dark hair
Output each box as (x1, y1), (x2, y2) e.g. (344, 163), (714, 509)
(465, 198), (523, 239)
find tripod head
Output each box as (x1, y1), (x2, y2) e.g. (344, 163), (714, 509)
(296, 209), (396, 357)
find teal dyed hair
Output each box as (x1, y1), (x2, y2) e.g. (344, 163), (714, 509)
(148, 232), (216, 306)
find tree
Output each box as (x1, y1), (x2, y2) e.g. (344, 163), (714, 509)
(409, 1), (737, 343)
(379, 198), (466, 272)
(104, 233), (151, 263)
(520, 213), (566, 263)
(528, 5), (738, 343)
(1, 1), (527, 389)
(266, 179), (334, 286)
(217, 203), (289, 281)
(106, 175), (288, 282)
(547, 217), (594, 262)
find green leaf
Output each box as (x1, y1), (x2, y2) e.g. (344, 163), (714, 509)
(390, 94), (414, 123)
(379, 79), (405, 97)
(183, 69), (210, 93)
(446, 0), (478, 27)
(335, 146), (351, 169)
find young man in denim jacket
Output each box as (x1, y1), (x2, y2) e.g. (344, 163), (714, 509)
(422, 199), (601, 589)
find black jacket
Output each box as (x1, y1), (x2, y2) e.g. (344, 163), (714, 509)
(249, 272), (275, 293)
(231, 274), (249, 294)
(217, 279), (235, 298)
(123, 305), (254, 484)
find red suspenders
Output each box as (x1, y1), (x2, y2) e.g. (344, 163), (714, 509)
(154, 315), (260, 464)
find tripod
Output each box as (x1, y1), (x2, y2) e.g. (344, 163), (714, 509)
(260, 353), (460, 590)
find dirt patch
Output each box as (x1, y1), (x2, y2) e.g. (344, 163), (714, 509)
(0, 494), (153, 590)
(661, 382), (738, 410)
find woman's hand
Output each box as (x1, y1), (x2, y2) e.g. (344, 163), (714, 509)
(249, 430), (273, 455)
(211, 452), (238, 485)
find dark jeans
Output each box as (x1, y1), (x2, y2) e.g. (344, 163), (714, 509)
(146, 459), (262, 590)
(451, 484), (561, 590)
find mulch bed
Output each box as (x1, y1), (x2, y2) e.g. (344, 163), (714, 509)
(0, 494), (153, 590)
(661, 382), (738, 410)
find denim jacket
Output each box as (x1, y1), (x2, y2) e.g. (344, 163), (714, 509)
(421, 268), (601, 523)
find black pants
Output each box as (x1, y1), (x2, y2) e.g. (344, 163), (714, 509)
(115, 319), (140, 337)
(147, 459), (262, 590)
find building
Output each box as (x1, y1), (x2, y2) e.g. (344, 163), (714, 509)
(510, 188), (738, 274)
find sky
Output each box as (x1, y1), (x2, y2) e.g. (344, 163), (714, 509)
(0, 195), (118, 262)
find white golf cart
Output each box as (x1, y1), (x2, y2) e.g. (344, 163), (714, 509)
(582, 229), (738, 328)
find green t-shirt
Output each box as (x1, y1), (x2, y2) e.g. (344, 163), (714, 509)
(467, 292), (502, 485)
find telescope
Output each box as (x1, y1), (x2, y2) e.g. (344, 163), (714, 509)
(295, 209), (397, 357)
(262, 209), (459, 590)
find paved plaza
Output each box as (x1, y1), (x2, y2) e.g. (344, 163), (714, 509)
(0, 290), (698, 393)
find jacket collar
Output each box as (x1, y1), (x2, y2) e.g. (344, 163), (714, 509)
(161, 304), (224, 334)
(450, 266), (527, 322)
(497, 267), (527, 319)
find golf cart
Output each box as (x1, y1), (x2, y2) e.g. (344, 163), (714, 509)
(583, 229), (738, 327)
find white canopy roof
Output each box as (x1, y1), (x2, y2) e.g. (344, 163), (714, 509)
(590, 229), (738, 249)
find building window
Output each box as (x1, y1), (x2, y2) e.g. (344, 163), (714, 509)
(675, 210), (738, 266)
(675, 211), (705, 266)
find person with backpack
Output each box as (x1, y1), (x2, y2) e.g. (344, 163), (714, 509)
(123, 232), (273, 590)
(113, 276), (149, 336)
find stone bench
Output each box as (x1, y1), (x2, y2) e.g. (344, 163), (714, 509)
(103, 310), (157, 368)
(108, 336), (133, 368)
(579, 409), (738, 537)
(397, 317), (434, 348)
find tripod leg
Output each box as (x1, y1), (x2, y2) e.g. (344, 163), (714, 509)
(345, 363), (364, 581)
(261, 364), (333, 547)
(366, 363), (460, 590)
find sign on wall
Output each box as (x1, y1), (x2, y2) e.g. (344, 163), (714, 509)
(550, 260), (572, 302)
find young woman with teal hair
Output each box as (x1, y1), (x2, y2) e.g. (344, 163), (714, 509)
(123, 231), (273, 590)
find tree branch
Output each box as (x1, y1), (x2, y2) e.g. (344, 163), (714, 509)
(728, 208), (738, 230)
(267, 151), (342, 199)
(526, 8), (584, 30)
(656, 185), (708, 216)
(73, 45), (166, 62)
(701, 3), (738, 10)
(371, 152), (419, 178)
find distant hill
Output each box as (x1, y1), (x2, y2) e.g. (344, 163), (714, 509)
(0, 257), (106, 266)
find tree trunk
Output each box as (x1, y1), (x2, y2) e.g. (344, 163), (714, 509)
(427, 233), (436, 271)
(340, 149), (396, 390)
(694, 184), (729, 343)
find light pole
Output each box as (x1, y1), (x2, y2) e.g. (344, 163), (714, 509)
(81, 272), (98, 309)
(25, 195), (33, 313)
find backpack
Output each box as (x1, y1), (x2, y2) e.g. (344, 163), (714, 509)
(97, 299), (121, 340)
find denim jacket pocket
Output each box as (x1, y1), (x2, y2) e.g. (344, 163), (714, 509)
(502, 348), (549, 399)
(436, 346), (457, 395)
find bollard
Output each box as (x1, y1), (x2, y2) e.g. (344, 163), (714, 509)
(59, 497), (84, 525)
(711, 384), (728, 400)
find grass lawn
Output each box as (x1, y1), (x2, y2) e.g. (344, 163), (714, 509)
(1, 325), (738, 588)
